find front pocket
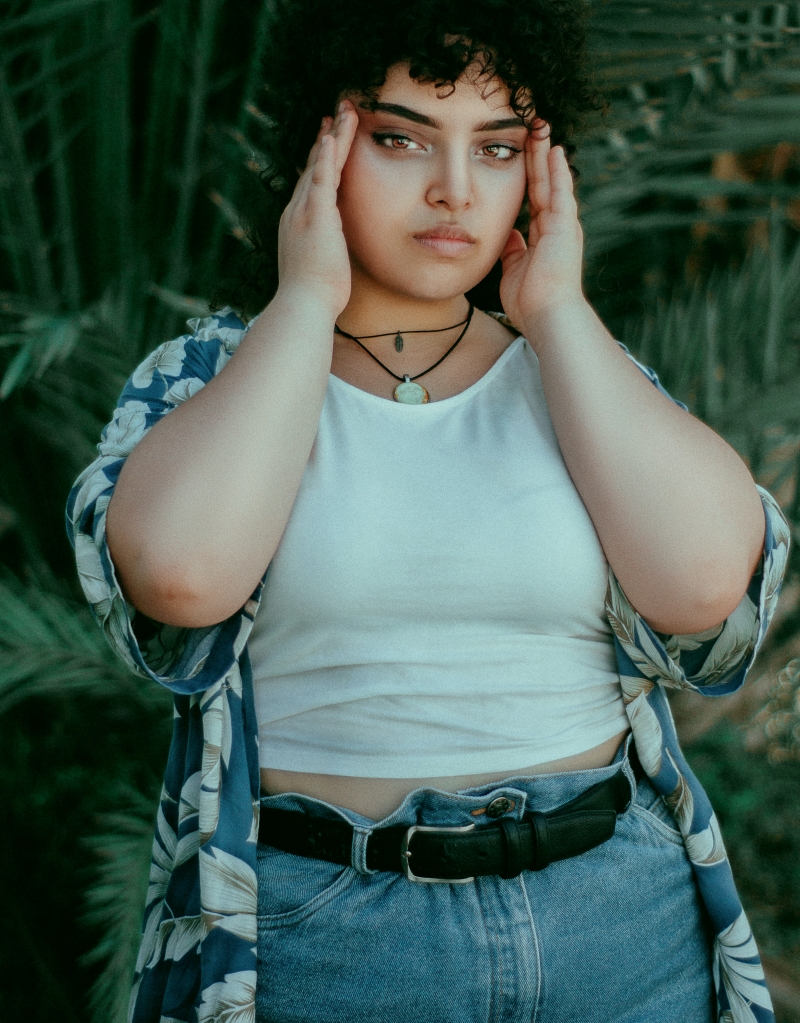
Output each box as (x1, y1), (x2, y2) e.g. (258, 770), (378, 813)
(628, 780), (684, 845)
(256, 843), (356, 924)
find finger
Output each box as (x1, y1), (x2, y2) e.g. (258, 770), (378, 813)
(548, 146), (578, 220)
(330, 101), (359, 176)
(527, 129), (551, 217)
(309, 133), (336, 198)
(295, 117), (334, 194)
(288, 124), (334, 215)
(303, 116), (334, 172)
(531, 117), (550, 138)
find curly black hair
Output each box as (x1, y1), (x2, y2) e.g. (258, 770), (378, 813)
(212, 0), (600, 317)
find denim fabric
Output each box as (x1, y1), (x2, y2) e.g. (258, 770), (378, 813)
(256, 744), (715, 1023)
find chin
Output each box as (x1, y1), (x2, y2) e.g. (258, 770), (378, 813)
(373, 258), (497, 304)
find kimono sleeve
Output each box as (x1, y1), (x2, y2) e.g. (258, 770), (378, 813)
(607, 347), (791, 696)
(65, 308), (257, 694)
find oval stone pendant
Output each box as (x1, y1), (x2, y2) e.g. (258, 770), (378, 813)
(393, 375), (429, 403)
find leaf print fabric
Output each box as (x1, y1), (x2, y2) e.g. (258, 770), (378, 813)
(200, 847), (258, 943)
(197, 971), (256, 1023)
(715, 912), (777, 1023)
(131, 338), (188, 389)
(66, 309), (790, 1023)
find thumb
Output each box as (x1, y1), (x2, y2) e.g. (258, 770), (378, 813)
(500, 229), (527, 274)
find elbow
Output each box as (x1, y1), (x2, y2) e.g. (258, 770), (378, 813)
(680, 511), (766, 632)
(642, 557), (755, 635)
(677, 580), (749, 635)
(107, 502), (264, 627)
(133, 574), (228, 629)
(113, 555), (252, 628)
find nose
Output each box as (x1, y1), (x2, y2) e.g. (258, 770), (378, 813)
(425, 149), (474, 212)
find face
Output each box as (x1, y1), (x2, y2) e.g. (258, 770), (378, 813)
(337, 63), (530, 303)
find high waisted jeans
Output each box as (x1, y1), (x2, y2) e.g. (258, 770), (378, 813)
(256, 741), (715, 1023)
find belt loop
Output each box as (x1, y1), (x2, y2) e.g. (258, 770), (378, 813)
(351, 826), (378, 875)
(531, 812), (551, 871)
(498, 818), (525, 879)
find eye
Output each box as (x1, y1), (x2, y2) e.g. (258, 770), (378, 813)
(372, 132), (424, 151)
(481, 143), (522, 161)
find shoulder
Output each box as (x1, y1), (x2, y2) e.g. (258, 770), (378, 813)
(476, 308), (524, 357)
(484, 310), (521, 336)
(93, 308), (251, 460)
(185, 306), (251, 348)
(173, 306), (251, 380)
(126, 307), (251, 399)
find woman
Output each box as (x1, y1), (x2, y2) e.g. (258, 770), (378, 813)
(67, 1), (789, 1021)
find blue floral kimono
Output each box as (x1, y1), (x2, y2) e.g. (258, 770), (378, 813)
(66, 308), (790, 1023)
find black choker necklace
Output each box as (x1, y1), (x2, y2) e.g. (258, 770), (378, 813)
(334, 303), (474, 404)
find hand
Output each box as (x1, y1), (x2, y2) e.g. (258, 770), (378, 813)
(498, 128), (585, 348)
(275, 100), (358, 317)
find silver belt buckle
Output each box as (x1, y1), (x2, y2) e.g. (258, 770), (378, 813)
(400, 823), (476, 883)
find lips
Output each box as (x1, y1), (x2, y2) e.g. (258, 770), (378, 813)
(413, 224), (476, 256)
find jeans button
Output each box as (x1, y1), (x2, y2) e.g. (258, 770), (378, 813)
(486, 796), (514, 819)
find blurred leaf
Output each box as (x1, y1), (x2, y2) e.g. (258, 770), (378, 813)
(0, 0), (112, 35)
(746, 657), (800, 763)
(0, 313), (82, 398)
(81, 785), (160, 1023)
(147, 283), (211, 318)
(0, 574), (171, 717)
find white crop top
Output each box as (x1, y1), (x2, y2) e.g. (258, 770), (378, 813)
(250, 335), (627, 777)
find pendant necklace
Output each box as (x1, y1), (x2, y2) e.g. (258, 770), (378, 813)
(334, 303), (474, 404)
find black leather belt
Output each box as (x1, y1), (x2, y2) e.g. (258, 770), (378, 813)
(259, 755), (640, 883)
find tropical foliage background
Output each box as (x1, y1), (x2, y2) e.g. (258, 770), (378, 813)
(1, 0), (800, 1019)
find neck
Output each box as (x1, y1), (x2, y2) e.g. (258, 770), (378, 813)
(336, 272), (470, 337)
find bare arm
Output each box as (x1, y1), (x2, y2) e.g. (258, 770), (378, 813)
(106, 105), (358, 628)
(530, 300), (764, 634)
(500, 135), (765, 635)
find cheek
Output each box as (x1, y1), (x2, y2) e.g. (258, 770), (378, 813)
(337, 150), (409, 249)
(478, 169), (527, 233)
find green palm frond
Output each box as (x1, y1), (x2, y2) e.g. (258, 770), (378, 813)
(0, 55), (58, 307)
(81, 784), (160, 1023)
(0, 311), (83, 398)
(624, 237), (800, 403)
(575, 1), (800, 291)
(0, 289), (141, 555)
(588, 0), (798, 85)
(0, 574), (171, 717)
(0, 571), (171, 1019)
(624, 234), (800, 405)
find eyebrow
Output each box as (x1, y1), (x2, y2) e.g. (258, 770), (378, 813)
(363, 101), (526, 132)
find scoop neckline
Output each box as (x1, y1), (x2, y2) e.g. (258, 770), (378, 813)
(328, 334), (526, 409)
